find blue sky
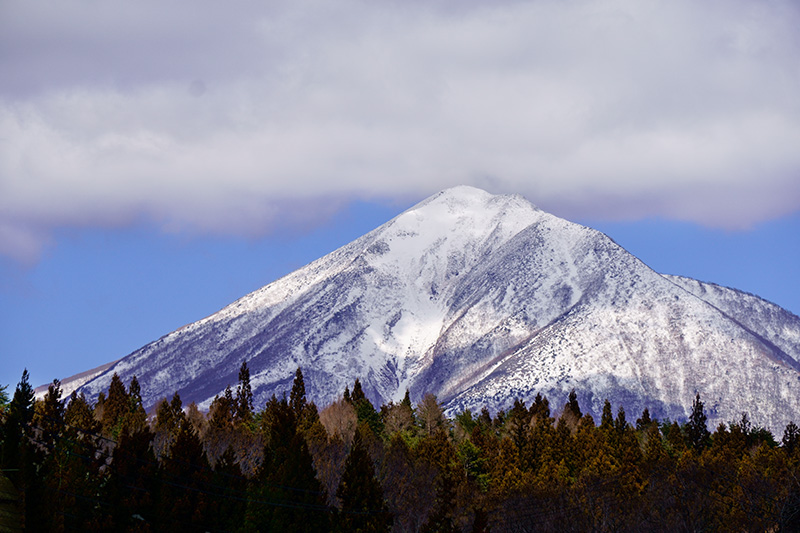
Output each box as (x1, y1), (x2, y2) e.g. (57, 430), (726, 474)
(2, 0), (799, 389)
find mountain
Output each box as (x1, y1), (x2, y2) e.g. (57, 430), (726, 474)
(72, 186), (800, 432)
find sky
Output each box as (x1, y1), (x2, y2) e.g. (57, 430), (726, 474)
(1, 0), (799, 389)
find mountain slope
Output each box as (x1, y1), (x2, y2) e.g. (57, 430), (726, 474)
(75, 186), (800, 432)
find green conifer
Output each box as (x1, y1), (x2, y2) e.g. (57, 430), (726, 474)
(336, 427), (392, 532)
(290, 367), (307, 418)
(686, 393), (710, 451)
(101, 373), (129, 438)
(235, 361), (254, 425)
(567, 389), (582, 419)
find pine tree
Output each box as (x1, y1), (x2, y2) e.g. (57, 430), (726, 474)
(336, 427), (392, 532)
(477, 407), (492, 429)
(126, 375), (147, 432)
(418, 430), (461, 533)
(614, 405), (629, 433)
(401, 389), (413, 411)
(1, 370), (42, 530)
(103, 426), (159, 529)
(530, 392), (550, 423)
(1, 369), (35, 485)
(567, 389), (582, 419)
(0, 383), (9, 411)
(351, 379), (366, 403)
(290, 367), (307, 417)
(636, 407), (653, 431)
(53, 391), (104, 530)
(210, 445), (247, 532)
(101, 373), (129, 438)
(159, 417), (211, 529)
(348, 378), (383, 436)
(782, 421), (799, 456)
(600, 399), (614, 430)
(235, 361), (254, 425)
(247, 395), (330, 531)
(154, 393), (186, 458)
(36, 379), (65, 450)
(686, 393), (710, 452)
(209, 385), (235, 430)
(65, 391), (100, 437)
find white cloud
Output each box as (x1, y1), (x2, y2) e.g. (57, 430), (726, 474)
(2, 0), (799, 259)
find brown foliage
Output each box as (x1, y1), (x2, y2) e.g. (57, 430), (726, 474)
(319, 398), (357, 444)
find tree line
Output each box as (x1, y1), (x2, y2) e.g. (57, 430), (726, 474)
(1, 364), (799, 532)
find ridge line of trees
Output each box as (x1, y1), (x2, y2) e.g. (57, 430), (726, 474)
(1, 366), (799, 531)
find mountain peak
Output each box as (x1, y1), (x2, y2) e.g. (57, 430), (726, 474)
(71, 187), (800, 433)
(417, 185), (539, 215)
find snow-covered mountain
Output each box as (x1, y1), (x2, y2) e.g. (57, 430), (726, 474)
(73, 186), (800, 432)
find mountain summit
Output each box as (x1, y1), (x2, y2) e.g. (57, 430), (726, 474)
(75, 186), (800, 431)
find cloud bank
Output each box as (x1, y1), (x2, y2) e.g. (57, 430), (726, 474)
(2, 0), (799, 261)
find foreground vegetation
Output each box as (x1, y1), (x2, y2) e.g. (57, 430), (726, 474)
(1, 365), (799, 532)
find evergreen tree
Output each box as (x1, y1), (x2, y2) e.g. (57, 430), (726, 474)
(154, 393), (185, 458)
(636, 407), (654, 431)
(782, 421), (799, 456)
(36, 380), (105, 531)
(235, 361), (254, 425)
(0, 383), (9, 411)
(566, 389), (582, 419)
(290, 367), (307, 418)
(158, 417), (212, 529)
(209, 385), (235, 430)
(154, 397), (175, 434)
(350, 379), (366, 403)
(381, 432), (433, 531)
(50, 391), (104, 530)
(663, 420), (687, 455)
(103, 426), (159, 529)
(10, 370), (34, 418)
(2, 370), (42, 530)
(418, 430), (461, 533)
(36, 379), (65, 450)
(65, 391), (101, 439)
(614, 405), (629, 433)
(101, 373), (129, 438)
(1, 369), (35, 486)
(686, 393), (710, 451)
(205, 386), (237, 465)
(210, 445), (247, 532)
(247, 395), (330, 531)
(401, 389), (413, 411)
(477, 407), (492, 429)
(126, 375), (147, 432)
(336, 427), (392, 532)
(600, 399), (614, 430)
(530, 392), (550, 422)
(347, 378), (383, 436)
(505, 399), (530, 464)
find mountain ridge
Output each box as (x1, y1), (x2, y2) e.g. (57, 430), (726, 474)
(61, 186), (799, 432)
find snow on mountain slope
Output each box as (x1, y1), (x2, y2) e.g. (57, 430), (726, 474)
(664, 275), (800, 365)
(75, 186), (800, 433)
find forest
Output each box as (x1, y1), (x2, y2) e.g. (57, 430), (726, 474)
(1, 364), (799, 532)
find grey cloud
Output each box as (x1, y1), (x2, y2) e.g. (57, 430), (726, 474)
(1, 0), (799, 260)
